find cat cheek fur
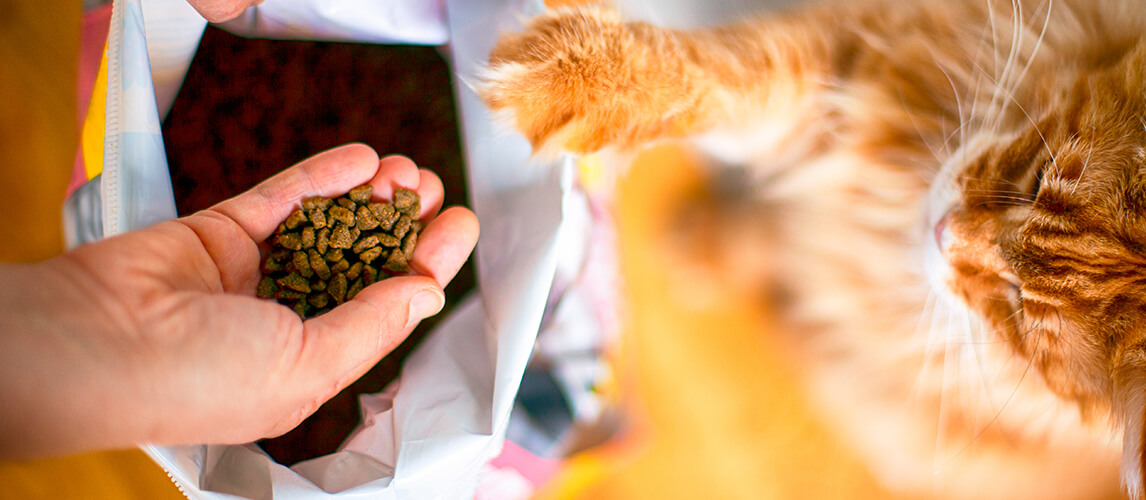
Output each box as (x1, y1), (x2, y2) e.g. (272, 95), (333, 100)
(1115, 348), (1146, 499)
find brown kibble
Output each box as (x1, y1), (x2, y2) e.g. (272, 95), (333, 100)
(256, 276), (277, 299)
(309, 249), (331, 280)
(383, 248), (408, 273)
(352, 235), (380, 254)
(394, 188), (420, 217)
(308, 293), (330, 309)
(348, 185), (373, 204)
(277, 272), (311, 293)
(393, 215), (412, 238)
(301, 197), (332, 211)
(402, 231), (418, 258)
(275, 233), (303, 251)
(284, 209), (308, 230)
(346, 261), (364, 281)
(328, 206), (355, 226)
(316, 227), (330, 254)
(359, 246), (384, 264)
(293, 251), (313, 278)
(368, 203), (399, 230)
(262, 257), (283, 273)
(356, 206), (379, 230)
(330, 224), (354, 249)
(308, 208), (327, 230)
(291, 300), (308, 318)
(329, 273), (348, 304)
(377, 234), (401, 247)
(276, 289), (307, 300)
(261, 185), (423, 320)
(347, 279), (365, 301)
(301, 227), (315, 249)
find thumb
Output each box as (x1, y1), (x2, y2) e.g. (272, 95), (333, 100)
(289, 276), (445, 401)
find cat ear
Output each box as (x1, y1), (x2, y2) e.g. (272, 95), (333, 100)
(1114, 347), (1146, 499)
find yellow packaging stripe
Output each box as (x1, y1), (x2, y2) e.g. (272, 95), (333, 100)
(81, 42), (109, 181)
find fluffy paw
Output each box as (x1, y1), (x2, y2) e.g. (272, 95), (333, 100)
(478, 6), (695, 154)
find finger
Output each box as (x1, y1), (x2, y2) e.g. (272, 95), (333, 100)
(369, 155), (422, 200)
(290, 276), (445, 399)
(416, 169), (445, 220)
(408, 206), (480, 286)
(188, 0), (262, 23)
(366, 157), (445, 220)
(212, 144), (382, 243)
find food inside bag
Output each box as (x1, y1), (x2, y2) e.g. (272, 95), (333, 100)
(70, 0), (623, 497)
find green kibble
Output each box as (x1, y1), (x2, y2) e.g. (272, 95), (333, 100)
(331, 259), (350, 273)
(292, 251), (312, 278)
(377, 234), (400, 247)
(336, 197), (357, 210)
(311, 278), (327, 291)
(362, 264), (378, 285)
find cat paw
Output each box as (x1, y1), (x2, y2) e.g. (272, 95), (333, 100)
(477, 6), (690, 154)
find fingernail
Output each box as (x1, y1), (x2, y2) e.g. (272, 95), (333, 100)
(407, 288), (445, 328)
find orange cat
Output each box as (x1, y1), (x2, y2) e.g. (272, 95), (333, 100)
(479, 1), (1146, 498)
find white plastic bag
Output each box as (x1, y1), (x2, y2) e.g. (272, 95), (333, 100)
(65, 0), (591, 498)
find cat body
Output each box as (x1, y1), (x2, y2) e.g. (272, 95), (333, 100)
(479, 1), (1146, 498)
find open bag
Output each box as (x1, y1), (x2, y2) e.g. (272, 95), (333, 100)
(61, 0), (624, 497)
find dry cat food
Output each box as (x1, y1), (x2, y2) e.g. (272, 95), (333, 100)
(257, 185), (423, 319)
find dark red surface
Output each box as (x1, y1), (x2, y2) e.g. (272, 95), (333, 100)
(162, 26), (474, 465)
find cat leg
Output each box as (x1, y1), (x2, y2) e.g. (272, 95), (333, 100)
(477, 4), (844, 155)
(1115, 346), (1146, 499)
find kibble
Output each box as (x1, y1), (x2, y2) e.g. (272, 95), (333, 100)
(257, 186), (423, 319)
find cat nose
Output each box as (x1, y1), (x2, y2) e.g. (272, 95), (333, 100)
(934, 211), (951, 250)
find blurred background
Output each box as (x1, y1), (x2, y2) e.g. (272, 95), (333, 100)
(0, 0), (897, 498)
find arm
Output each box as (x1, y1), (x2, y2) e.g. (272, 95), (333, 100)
(0, 144), (478, 459)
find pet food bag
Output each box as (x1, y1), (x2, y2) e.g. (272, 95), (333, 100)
(63, 0), (623, 497)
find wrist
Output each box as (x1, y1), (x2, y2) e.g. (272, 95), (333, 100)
(0, 257), (152, 458)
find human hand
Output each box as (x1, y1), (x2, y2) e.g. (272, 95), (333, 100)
(0, 144), (478, 458)
(185, 0), (263, 23)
